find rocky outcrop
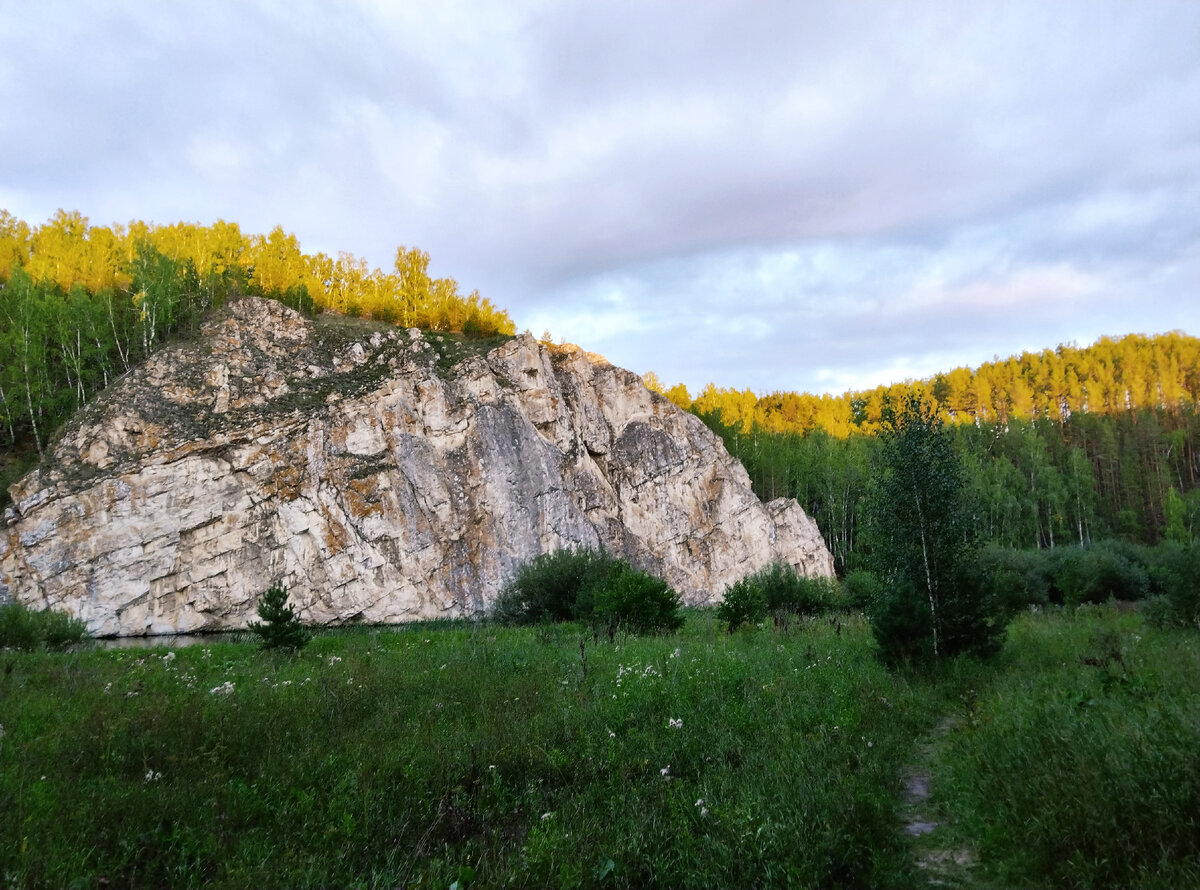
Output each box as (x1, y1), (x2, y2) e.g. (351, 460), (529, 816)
(0, 298), (833, 636)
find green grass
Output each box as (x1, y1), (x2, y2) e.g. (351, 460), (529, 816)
(929, 607), (1200, 890)
(1, 608), (1196, 889)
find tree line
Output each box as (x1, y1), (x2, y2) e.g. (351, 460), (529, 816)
(648, 330), (1200, 436)
(699, 405), (1199, 575)
(0, 210), (516, 467)
(643, 331), (1199, 572)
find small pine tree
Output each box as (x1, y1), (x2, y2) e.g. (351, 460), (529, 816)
(248, 585), (309, 651)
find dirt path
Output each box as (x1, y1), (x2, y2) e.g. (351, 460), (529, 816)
(900, 715), (978, 887)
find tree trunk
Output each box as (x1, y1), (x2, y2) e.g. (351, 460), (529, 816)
(913, 484), (939, 657)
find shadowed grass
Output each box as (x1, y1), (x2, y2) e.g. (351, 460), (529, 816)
(1, 608), (1196, 888)
(1, 614), (934, 889)
(929, 607), (1200, 890)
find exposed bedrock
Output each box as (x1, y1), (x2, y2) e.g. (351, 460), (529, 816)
(1, 298), (833, 635)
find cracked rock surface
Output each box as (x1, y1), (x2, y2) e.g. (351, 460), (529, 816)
(1, 298), (833, 636)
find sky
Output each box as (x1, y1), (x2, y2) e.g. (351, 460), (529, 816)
(1, 1), (1197, 397)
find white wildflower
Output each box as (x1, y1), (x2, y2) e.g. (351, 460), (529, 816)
(328, 656), (342, 665)
(660, 765), (671, 778)
(144, 769), (162, 782)
(541, 812), (554, 821)
(668, 718), (683, 730)
(695, 798), (709, 817)
(209, 681), (235, 696)
(670, 648), (681, 659)
(161, 651), (176, 664)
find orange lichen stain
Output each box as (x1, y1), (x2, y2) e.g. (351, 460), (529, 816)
(320, 506), (350, 554)
(345, 477), (384, 519)
(272, 465), (304, 500)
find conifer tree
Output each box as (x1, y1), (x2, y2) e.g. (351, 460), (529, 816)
(248, 585), (309, 651)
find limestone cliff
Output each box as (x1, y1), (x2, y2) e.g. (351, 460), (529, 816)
(0, 298), (833, 636)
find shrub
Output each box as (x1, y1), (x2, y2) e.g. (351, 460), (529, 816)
(493, 548), (683, 636)
(977, 546), (1055, 612)
(0, 601), (89, 651)
(592, 564), (684, 635)
(491, 548), (617, 625)
(842, 570), (882, 611)
(756, 563), (835, 615)
(461, 316), (489, 340)
(716, 577), (767, 633)
(1145, 541), (1200, 630)
(868, 566), (1006, 664)
(248, 585), (309, 651)
(866, 579), (934, 663)
(1052, 544), (1149, 606)
(717, 564), (844, 633)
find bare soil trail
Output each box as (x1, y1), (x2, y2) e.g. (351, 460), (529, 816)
(900, 715), (982, 889)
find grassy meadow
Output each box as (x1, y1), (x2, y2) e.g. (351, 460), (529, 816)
(1, 607), (1197, 889)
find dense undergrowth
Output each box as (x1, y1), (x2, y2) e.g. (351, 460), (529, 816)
(1, 607), (1196, 889)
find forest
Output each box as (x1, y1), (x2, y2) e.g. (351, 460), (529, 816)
(646, 335), (1200, 574)
(0, 209), (515, 485)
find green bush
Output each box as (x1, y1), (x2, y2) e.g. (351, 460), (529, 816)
(491, 548), (617, 625)
(868, 566), (1005, 664)
(716, 576), (768, 633)
(592, 564), (684, 635)
(0, 601), (89, 651)
(756, 563), (837, 615)
(493, 548), (683, 636)
(1145, 541), (1199, 629)
(977, 546), (1055, 612)
(248, 585), (309, 651)
(866, 579), (935, 663)
(842, 570), (882, 611)
(717, 564), (844, 633)
(1052, 543), (1150, 605)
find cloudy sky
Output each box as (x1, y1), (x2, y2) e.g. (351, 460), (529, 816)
(2, 1), (1197, 396)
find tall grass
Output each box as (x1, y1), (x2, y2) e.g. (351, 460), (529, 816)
(1, 607), (1196, 888)
(931, 608), (1200, 889)
(1, 614), (934, 889)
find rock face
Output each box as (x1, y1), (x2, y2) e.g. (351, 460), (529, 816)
(0, 298), (833, 636)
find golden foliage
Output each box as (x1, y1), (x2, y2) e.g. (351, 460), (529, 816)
(653, 332), (1200, 437)
(0, 210), (516, 337)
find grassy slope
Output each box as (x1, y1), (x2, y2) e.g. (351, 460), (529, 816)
(0, 609), (1196, 889)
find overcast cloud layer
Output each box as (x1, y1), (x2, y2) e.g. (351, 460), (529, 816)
(2, 1), (1197, 395)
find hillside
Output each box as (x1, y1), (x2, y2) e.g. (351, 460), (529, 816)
(0, 209), (515, 473)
